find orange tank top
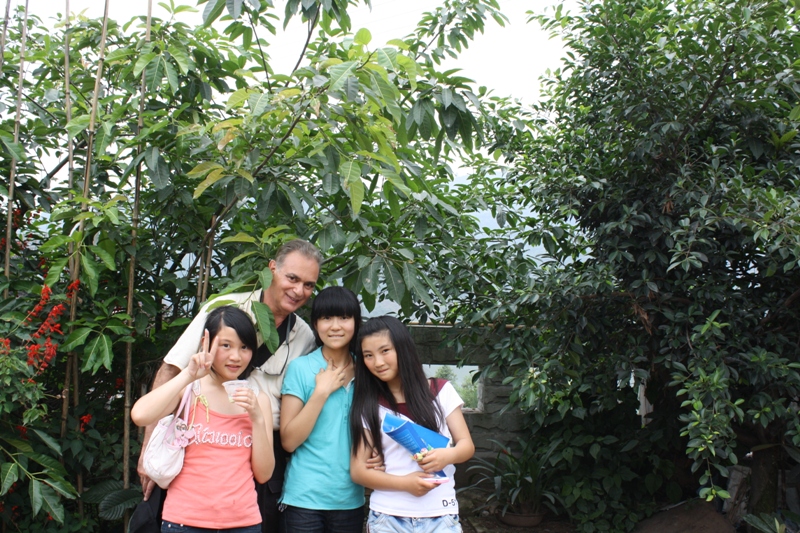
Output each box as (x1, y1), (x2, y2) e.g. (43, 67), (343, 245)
(162, 399), (261, 529)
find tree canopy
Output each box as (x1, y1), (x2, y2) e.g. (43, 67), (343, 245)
(446, 0), (800, 529)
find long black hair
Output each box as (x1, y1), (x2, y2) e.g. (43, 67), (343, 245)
(311, 286), (362, 353)
(204, 305), (258, 379)
(349, 316), (444, 458)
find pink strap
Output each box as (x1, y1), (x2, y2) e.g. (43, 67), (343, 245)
(165, 385), (194, 436)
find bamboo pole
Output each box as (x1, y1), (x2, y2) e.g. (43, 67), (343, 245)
(4, 0), (29, 299)
(122, 3), (153, 530)
(60, 0), (74, 441)
(201, 215), (216, 302)
(63, 0), (111, 516)
(0, 0), (10, 71)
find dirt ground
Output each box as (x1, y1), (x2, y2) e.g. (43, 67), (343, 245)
(458, 496), (735, 533)
(462, 513), (573, 533)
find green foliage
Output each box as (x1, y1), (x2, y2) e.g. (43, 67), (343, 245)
(444, 0), (800, 530)
(467, 436), (562, 516)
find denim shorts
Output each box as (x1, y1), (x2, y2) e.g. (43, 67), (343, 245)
(161, 520), (262, 533)
(366, 510), (461, 533)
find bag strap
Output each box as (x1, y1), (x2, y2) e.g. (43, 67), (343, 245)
(164, 384), (194, 435)
(175, 384), (194, 421)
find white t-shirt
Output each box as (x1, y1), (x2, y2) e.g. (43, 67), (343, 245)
(367, 381), (464, 518)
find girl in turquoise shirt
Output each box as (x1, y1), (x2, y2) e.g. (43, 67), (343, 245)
(279, 286), (364, 533)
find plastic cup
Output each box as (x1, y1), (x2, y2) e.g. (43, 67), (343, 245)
(223, 380), (250, 402)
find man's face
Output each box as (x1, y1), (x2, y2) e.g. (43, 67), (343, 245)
(265, 251), (320, 317)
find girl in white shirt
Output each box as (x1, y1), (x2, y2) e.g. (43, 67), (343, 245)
(349, 316), (475, 533)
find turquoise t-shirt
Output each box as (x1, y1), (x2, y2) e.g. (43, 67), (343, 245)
(280, 347), (364, 510)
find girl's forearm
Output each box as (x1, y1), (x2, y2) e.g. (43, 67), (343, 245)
(131, 369), (194, 426)
(280, 391), (328, 452)
(250, 423), (274, 483)
(351, 462), (406, 492)
(447, 438), (475, 466)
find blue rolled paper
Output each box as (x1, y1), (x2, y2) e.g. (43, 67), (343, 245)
(382, 412), (449, 481)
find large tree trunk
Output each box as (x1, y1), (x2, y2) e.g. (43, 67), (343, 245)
(749, 444), (781, 516)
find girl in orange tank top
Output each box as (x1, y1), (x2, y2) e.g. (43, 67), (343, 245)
(132, 306), (275, 532)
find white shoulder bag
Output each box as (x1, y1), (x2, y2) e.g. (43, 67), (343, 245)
(142, 384), (196, 489)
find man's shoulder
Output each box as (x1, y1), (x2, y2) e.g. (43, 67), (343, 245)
(291, 315), (313, 334)
(200, 291), (259, 311)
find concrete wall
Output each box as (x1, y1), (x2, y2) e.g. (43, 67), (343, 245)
(409, 325), (524, 487)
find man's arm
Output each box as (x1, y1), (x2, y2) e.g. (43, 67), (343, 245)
(136, 361), (180, 501)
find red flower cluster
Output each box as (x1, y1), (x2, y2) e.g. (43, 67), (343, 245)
(16, 285), (66, 374)
(31, 304), (65, 339)
(66, 279), (80, 299)
(116, 378), (125, 389)
(27, 285), (52, 322)
(80, 414), (93, 432)
(0, 338), (10, 355)
(15, 425), (27, 439)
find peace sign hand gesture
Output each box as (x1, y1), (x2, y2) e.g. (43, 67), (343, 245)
(186, 329), (217, 380)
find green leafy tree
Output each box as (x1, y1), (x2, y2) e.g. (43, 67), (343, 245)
(0, 0), (506, 528)
(445, 0), (800, 530)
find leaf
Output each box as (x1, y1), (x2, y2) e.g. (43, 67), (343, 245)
(248, 91), (272, 116)
(2, 438), (33, 453)
(1, 463), (18, 496)
(354, 28), (372, 45)
(61, 327), (93, 352)
(226, 0), (243, 19)
(328, 61), (358, 92)
(220, 232), (257, 244)
(0, 134), (26, 160)
(187, 161), (223, 178)
(145, 55), (166, 92)
(43, 474), (76, 501)
(362, 259), (380, 295)
(133, 51), (157, 77)
(39, 485), (64, 524)
(65, 115), (91, 141)
(80, 254), (99, 295)
(258, 267), (273, 293)
(82, 334), (113, 374)
(784, 445), (800, 465)
(164, 60), (179, 93)
(29, 478), (43, 516)
(403, 262), (434, 309)
(203, 0), (225, 25)
(340, 161), (364, 215)
(31, 430), (62, 456)
(24, 452), (67, 477)
(97, 488), (142, 521)
(193, 168), (227, 198)
(144, 146), (170, 189)
(382, 260), (406, 303)
(81, 479), (123, 504)
(252, 301), (279, 353)
(89, 245), (116, 271)
(44, 258), (69, 288)
(168, 45), (192, 75)
(376, 47), (398, 71)
(227, 88), (252, 109)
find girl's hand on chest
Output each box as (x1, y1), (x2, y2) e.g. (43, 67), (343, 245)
(315, 359), (349, 397)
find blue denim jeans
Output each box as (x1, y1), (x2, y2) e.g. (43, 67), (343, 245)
(366, 511), (461, 533)
(161, 520), (262, 533)
(281, 505), (364, 533)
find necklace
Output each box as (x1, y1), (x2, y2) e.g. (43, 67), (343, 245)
(328, 356), (351, 370)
